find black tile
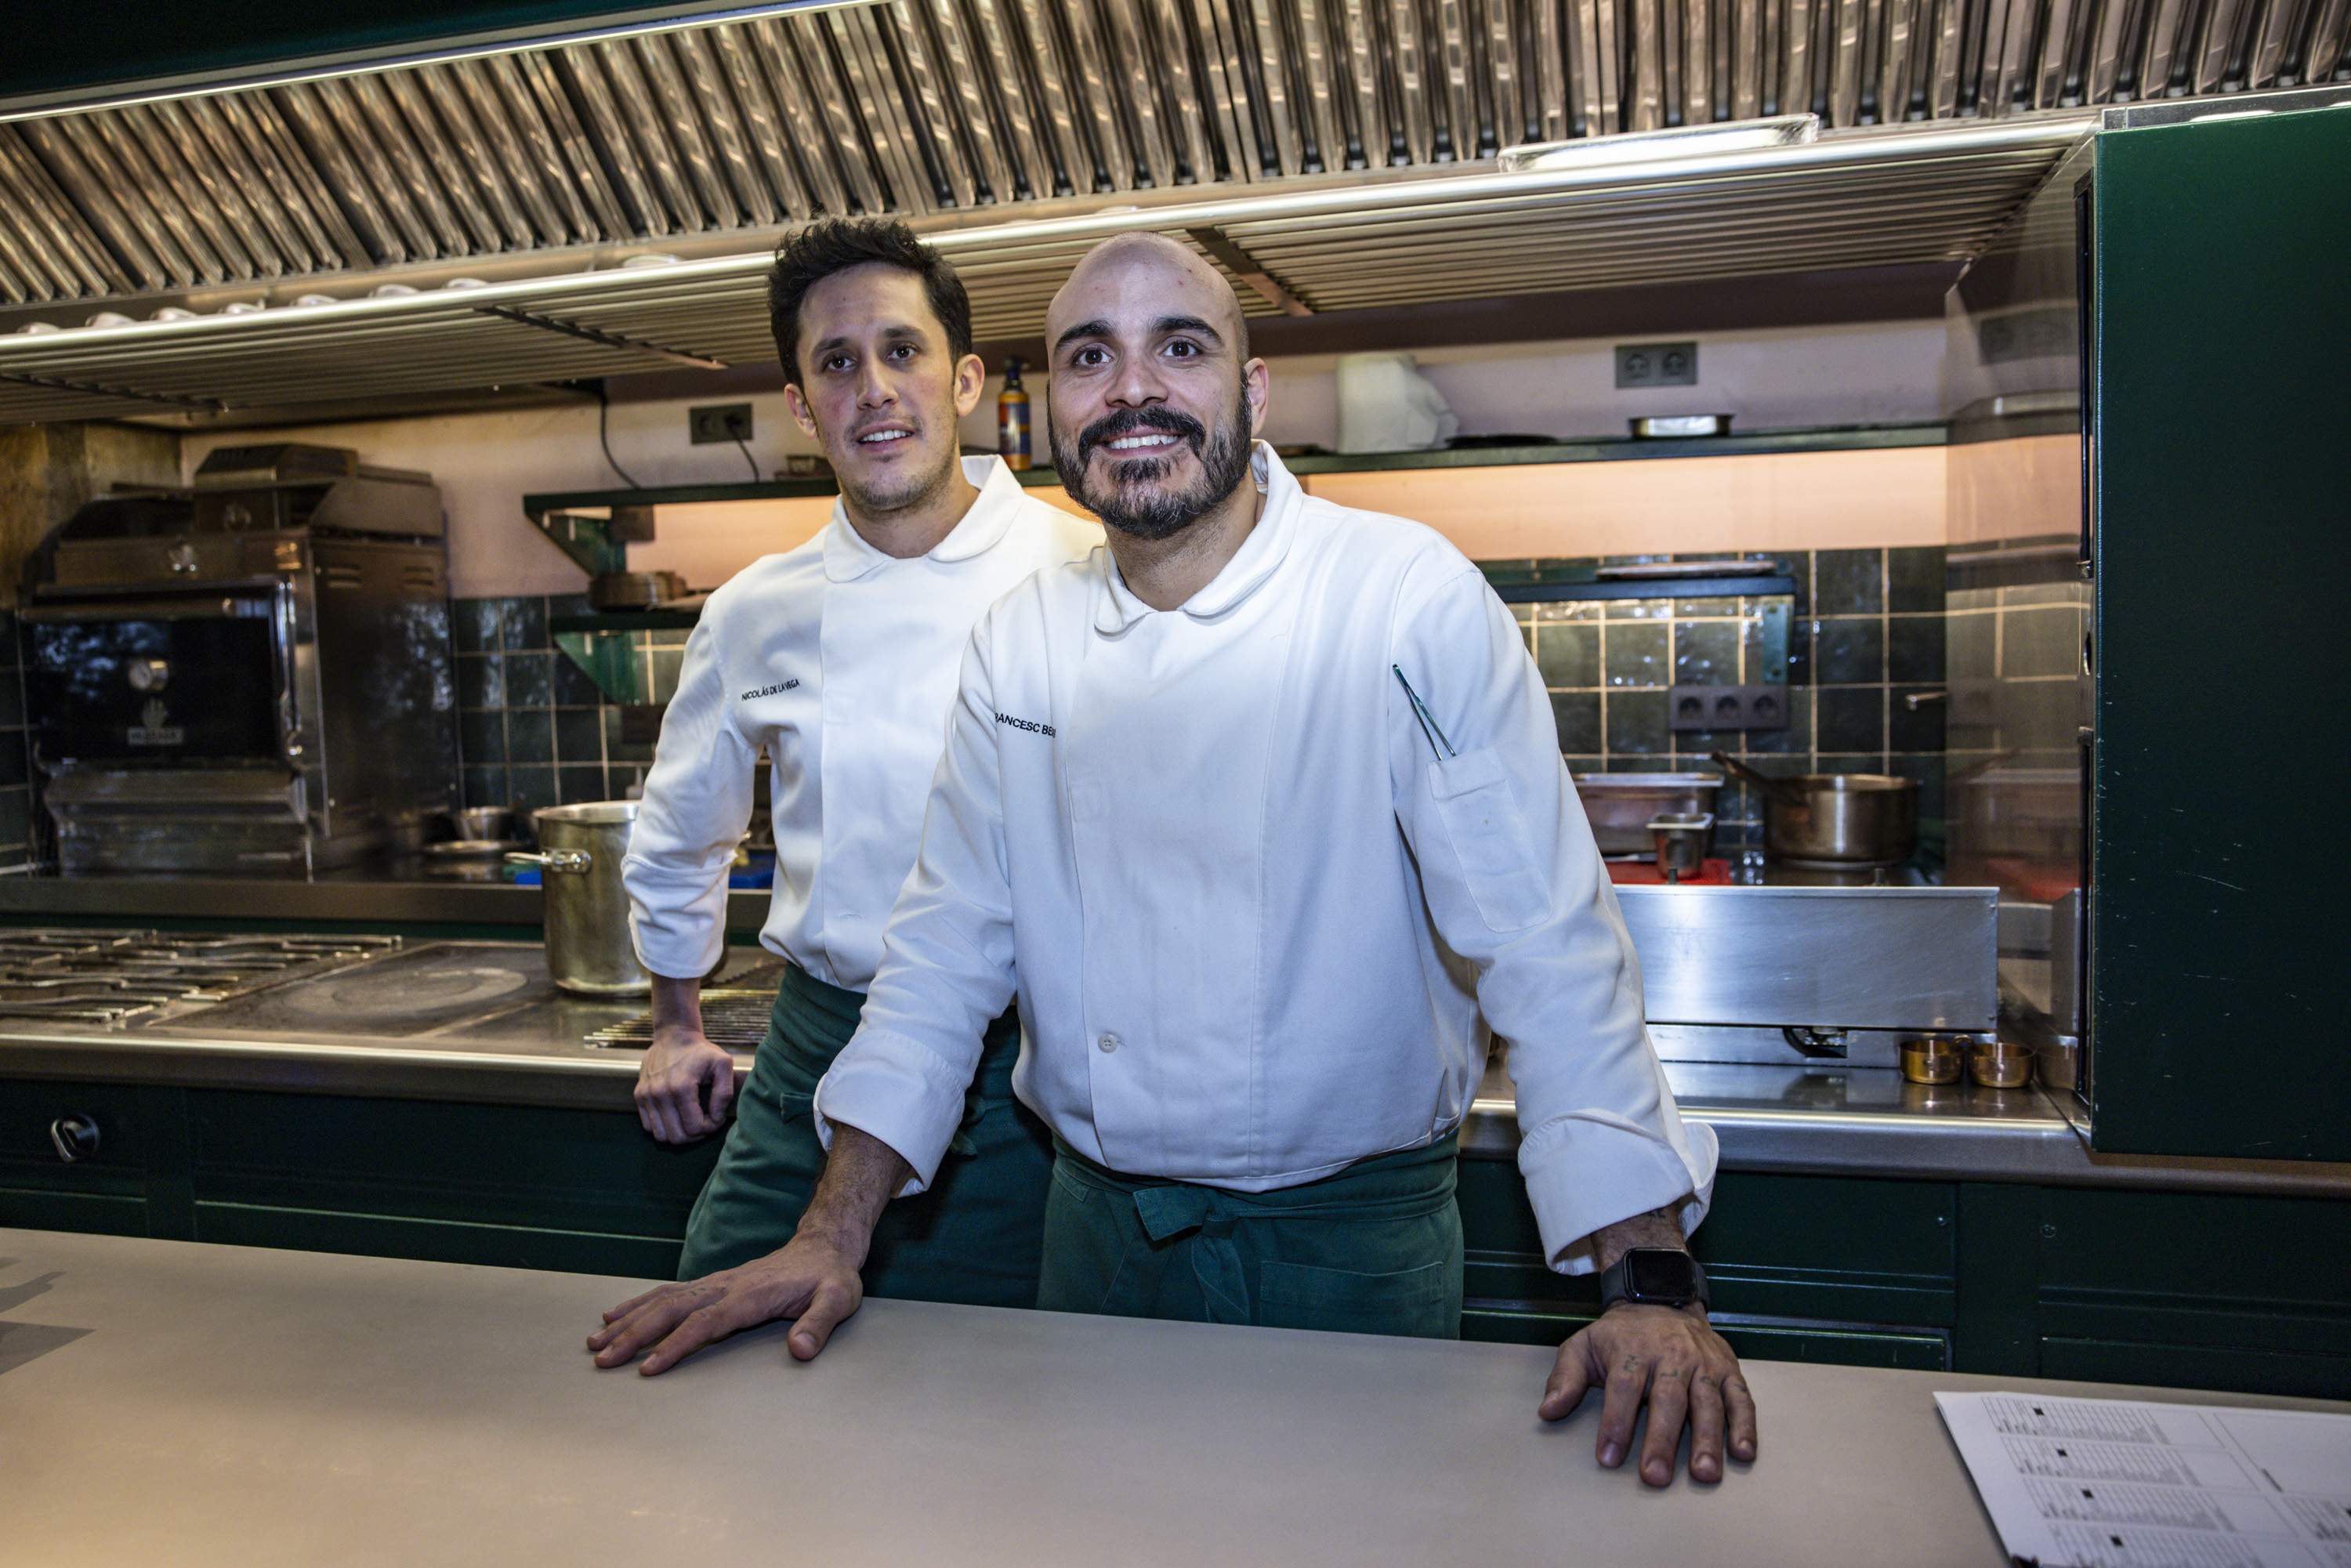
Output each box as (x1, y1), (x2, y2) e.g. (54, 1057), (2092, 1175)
(505, 651), (555, 709)
(603, 704), (656, 764)
(1782, 612), (1814, 687)
(458, 709), (505, 767)
(2002, 679), (2083, 752)
(0, 676), (20, 729)
(1889, 755), (1947, 822)
(552, 653), (604, 708)
(457, 654), (504, 711)
(509, 765), (557, 816)
(1603, 754), (1675, 773)
(1813, 617), (1885, 685)
(452, 598), (502, 654)
(2001, 606), (2082, 679)
(1949, 610), (1996, 683)
(1606, 690), (1668, 753)
(1889, 686), (1947, 753)
(1887, 547), (1946, 614)
(1813, 549), (1885, 615)
(1536, 623), (1599, 689)
(1817, 686), (1885, 754)
(603, 762), (649, 801)
(650, 647), (686, 697)
(1603, 623), (1668, 688)
(502, 596), (549, 650)
(461, 766), (508, 809)
(558, 765), (608, 804)
(1815, 753), (1886, 775)
(1603, 596), (1673, 621)
(0, 737), (24, 789)
(556, 708), (603, 764)
(1743, 604), (1791, 685)
(1742, 687), (1808, 754)
(1550, 693), (1602, 754)
(1673, 621), (1740, 686)
(1677, 596), (1741, 617)
(545, 591), (593, 621)
(1887, 615), (1947, 683)
(1670, 730), (1743, 765)
(0, 785), (28, 846)
(505, 708), (554, 765)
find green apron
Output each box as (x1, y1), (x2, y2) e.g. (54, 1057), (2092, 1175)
(1035, 1132), (1464, 1338)
(676, 965), (1051, 1309)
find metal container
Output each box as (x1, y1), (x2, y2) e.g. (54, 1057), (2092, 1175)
(1901, 1037), (1965, 1085)
(505, 803), (650, 995)
(1711, 754), (1918, 866)
(1969, 1040), (2035, 1089)
(1647, 813), (1715, 881)
(1573, 773), (1722, 856)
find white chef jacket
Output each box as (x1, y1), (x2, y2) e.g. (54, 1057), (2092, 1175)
(813, 444), (1716, 1273)
(622, 457), (1101, 990)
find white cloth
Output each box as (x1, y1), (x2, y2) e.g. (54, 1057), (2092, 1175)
(814, 445), (1716, 1273)
(622, 457), (1101, 990)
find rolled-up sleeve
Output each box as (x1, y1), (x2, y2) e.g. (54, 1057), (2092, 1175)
(812, 626), (1018, 1193)
(622, 600), (757, 982)
(1388, 563), (1717, 1273)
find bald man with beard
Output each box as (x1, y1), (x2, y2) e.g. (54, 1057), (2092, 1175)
(589, 233), (1756, 1490)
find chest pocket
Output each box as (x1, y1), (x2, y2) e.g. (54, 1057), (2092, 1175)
(1426, 748), (1551, 933)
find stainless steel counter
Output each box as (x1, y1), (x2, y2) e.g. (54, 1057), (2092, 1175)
(4, 937), (2346, 1198)
(5, 1229), (2343, 1568)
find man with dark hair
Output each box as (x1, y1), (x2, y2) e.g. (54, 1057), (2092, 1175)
(606, 218), (1097, 1313)
(592, 231), (1753, 1493)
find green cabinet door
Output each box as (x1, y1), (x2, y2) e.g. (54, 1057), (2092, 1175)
(2087, 104), (2351, 1161)
(183, 1089), (722, 1277)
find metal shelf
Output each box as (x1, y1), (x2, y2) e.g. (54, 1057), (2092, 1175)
(520, 424), (1947, 519)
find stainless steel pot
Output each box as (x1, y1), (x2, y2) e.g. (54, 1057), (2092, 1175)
(505, 802), (650, 995)
(1711, 753), (1918, 867)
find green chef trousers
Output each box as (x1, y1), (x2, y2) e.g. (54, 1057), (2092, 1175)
(676, 965), (1052, 1309)
(1035, 1132), (1464, 1338)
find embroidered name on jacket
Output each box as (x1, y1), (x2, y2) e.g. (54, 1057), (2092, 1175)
(741, 679), (800, 701)
(994, 712), (1056, 737)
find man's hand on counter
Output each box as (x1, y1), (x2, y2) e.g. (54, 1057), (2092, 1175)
(1540, 1303), (1756, 1487)
(586, 1230), (866, 1375)
(636, 976), (735, 1143)
(587, 1124), (911, 1375)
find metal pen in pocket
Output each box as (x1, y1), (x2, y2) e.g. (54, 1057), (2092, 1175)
(1392, 665), (1456, 762)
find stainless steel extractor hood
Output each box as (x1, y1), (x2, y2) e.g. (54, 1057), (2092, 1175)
(0, 0), (2341, 422)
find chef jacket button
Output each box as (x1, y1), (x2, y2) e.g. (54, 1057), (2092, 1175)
(1097, 1033), (1121, 1054)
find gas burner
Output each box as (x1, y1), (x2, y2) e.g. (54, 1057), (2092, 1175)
(0, 929), (400, 1029)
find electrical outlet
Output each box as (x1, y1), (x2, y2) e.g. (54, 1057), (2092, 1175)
(1669, 684), (1789, 732)
(1615, 341), (1699, 388)
(689, 403), (754, 444)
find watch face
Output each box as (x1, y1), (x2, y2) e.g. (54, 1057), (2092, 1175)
(1628, 1251), (1701, 1300)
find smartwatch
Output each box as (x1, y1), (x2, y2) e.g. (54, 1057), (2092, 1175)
(1598, 1248), (1709, 1313)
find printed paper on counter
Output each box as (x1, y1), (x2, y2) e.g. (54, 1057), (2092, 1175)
(1936, 1391), (2351, 1567)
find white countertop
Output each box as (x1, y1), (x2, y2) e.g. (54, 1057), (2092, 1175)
(4, 1229), (2343, 1567)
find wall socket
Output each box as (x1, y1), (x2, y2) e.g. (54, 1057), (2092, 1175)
(1669, 684), (1789, 732)
(1615, 341), (1699, 388)
(689, 402), (754, 444)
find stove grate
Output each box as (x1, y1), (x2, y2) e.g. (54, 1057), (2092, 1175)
(0, 929), (404, 1028)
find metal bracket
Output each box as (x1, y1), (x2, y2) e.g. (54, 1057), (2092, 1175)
(474, 305), (730, 371)
(530, 506), (651, 578)
(0, 370), (224, 414)
(1184, 227), (1314, 317)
